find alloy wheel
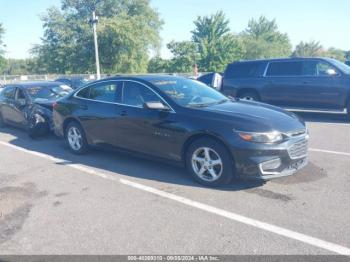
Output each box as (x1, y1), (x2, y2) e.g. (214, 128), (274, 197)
(191, 147), (223, 182)
(67, 126), (83, 151)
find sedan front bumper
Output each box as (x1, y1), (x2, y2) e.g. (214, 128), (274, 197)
(230, 134), (309, 181)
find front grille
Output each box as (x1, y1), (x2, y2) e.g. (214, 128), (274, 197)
(288, 139), (308, 159)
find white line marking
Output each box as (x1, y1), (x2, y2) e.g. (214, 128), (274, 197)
(1, 141), (350, 255)
(307, 122), (350, 126)
(310, 148), (350, 157)
(120, 179), (350, 256)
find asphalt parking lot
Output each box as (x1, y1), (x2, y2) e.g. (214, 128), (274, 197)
(0, 113), (349, 255)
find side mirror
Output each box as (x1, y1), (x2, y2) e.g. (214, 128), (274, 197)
(17, 98), (26, 107)
(143, 101), (170, 111)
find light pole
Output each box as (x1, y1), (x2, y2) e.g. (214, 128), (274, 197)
(92, 11), (101, 80)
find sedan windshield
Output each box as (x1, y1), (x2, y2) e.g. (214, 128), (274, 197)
(27, 85), (73, 99)
(152, 78), (229, 107)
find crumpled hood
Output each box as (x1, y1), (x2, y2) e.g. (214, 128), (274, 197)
(204, 100), (306, 133)
(33, 98), (57, 111)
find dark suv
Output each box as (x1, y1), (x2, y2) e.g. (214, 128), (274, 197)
(222, 58), (350, 115)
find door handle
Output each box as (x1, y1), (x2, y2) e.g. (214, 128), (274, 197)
(302, 81), (310, 84)
(120, 111), (127, 116)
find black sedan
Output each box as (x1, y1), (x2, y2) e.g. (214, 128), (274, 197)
(53, 75), (308, 186)
(0, 81), (73, 137)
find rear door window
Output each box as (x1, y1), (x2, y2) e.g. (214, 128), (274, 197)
(90, 83), (119, 102)
(302, 61), (317, 76)
(266, 61), (303, 77)
(76, 82), (120, 103)
(225, 62), (261, 78)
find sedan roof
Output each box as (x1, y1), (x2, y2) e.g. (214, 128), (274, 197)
(102, 74), (186, 83)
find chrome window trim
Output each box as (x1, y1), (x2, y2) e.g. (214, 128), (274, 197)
(73, 79), (176, 113)
(263, 59), (342, 78)
(262, 62), (270, 77)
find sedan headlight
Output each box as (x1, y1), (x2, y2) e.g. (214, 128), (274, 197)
(236, 131), (283, 143)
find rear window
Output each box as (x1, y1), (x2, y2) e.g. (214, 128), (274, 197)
(266, 61), (303, 76)
(225, 62), (261, 78)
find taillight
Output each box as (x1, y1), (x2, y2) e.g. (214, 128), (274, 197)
(53, 102), (58, 110)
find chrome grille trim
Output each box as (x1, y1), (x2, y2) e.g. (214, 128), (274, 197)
(288, 139), (308, 159)
(285, 129), (307, 138)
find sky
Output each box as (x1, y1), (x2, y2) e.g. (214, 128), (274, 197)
(0, 0), (349, 59)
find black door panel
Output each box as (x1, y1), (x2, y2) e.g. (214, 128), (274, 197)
(116, 105), (180, 160)
(74, 81), (122, 146)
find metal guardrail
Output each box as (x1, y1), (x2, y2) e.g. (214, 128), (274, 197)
(0, 73), (198, 85)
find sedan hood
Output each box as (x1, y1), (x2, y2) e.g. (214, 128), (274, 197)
(204, 100), (306, 133)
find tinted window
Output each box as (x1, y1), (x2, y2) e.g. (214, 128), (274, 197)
(76, 86), (91, 98)
(225, 62), (261, 78)
(197, 73), (214, 85)
(89, 83), (118, 102)
(16, 88), (26, 100)
(2, 86), (16, 99)
(122, 82), (161, 107)
(317, 61), (338, 76)
(266, 61), (303, 76)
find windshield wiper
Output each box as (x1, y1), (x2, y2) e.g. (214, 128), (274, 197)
(188, 103), (210, 108)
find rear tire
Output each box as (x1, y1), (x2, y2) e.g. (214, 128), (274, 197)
(237, 91), (260, 102)
(185, 138), (235, 187)
(65, 121), (89, 154)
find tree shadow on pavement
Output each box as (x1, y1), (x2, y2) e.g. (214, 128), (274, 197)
(0, 127), (264, 192)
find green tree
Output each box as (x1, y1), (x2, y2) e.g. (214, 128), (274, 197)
(1, 58), (40, 75)
(324, 47), (346, 61)
(34, 0), (163, 74)
(192, 11), (244, 72)
(241, 16), (292, 59)
(166, 40), (199, 73)
(0, 23), (6, 72)
(166, 11), (244, 73)
(346, 51), (350, 61)
(292, 41), (324, 57)
(147, 56), (170, 73)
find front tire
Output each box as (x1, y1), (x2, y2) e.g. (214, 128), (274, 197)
(65, 121), (89, 154)
(186, 138), (235, 187)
